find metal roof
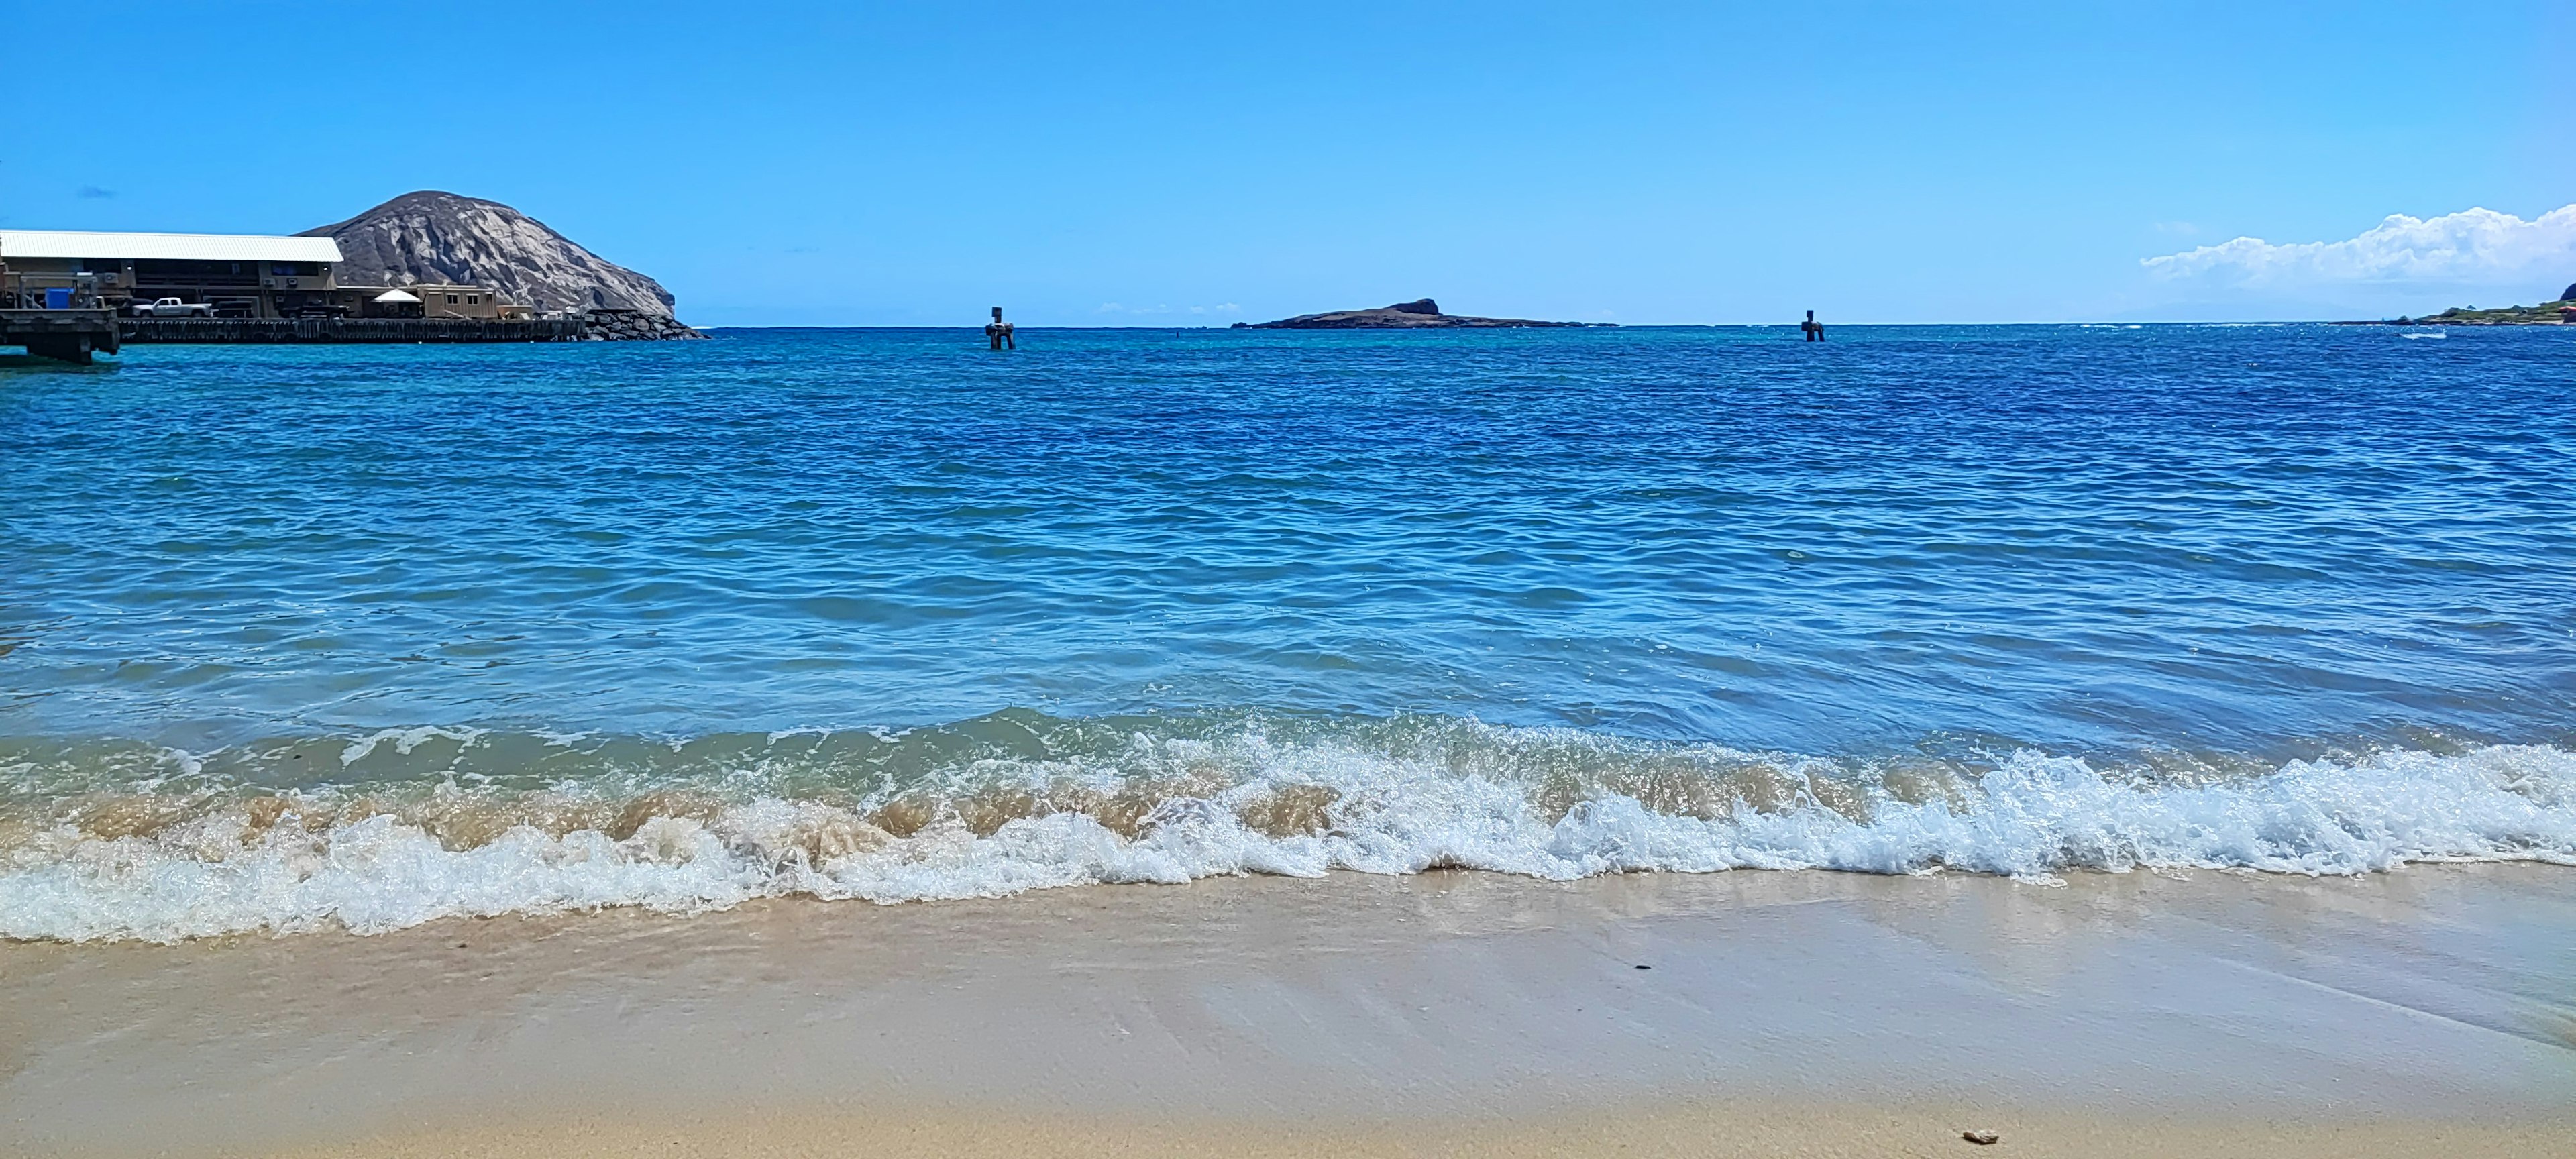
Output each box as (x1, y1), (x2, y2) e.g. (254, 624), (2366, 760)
(0, 230), (343, 263)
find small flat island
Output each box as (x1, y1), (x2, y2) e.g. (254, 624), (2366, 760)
(1237, 298), (1607, 329)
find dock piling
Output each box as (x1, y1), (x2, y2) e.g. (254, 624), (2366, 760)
(1, 309), (121, 363)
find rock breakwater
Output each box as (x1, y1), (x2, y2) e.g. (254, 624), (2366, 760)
(582, 308), (705, 341)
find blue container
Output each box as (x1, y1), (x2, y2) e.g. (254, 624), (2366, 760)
(44, 288), (72, 309)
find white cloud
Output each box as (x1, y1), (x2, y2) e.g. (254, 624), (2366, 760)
(2143, 204), (2576, 287)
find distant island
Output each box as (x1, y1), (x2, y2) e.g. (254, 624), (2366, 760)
(1236, 298), (1608, 329)
(302, 191), (702, 340)
(2343, 284), (2576, 326)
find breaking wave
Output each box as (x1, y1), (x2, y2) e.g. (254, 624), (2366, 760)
(2, 714), (2571, 942)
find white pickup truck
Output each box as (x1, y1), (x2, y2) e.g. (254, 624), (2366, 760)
(129, 297), (216, 317)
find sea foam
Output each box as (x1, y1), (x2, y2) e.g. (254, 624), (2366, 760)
(2, 727), (2570, 943)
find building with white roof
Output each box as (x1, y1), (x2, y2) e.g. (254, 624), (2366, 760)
(1, 229), (345, 318)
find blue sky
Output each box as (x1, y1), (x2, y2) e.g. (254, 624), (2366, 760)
(6, 3), (2569, 325)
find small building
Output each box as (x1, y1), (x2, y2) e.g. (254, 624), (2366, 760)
(328, 282), (529, 319)
(0, 229), (343, 318)
(407, 284), (515, 321)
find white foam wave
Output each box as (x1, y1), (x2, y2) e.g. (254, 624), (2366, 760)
(339, 725), (486, 767)
(3, 742), (2570, 943)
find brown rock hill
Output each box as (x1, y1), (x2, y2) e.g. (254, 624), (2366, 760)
(1243, 298), (1604, 329)
(300, 191), (682, 318)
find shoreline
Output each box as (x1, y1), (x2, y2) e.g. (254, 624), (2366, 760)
(6, 865), (2573, 1156)
(255, 1101), (2576, 1159)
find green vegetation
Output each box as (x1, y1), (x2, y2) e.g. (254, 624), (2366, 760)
(2384, 300), (2575, 326)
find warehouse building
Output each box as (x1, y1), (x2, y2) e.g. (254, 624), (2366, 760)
(1, 230), (344, 318)
(1, 229), (525, 320)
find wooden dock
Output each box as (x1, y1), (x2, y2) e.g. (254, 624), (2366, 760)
(5, 313), (589, 362)
(118, 317), (588, 344)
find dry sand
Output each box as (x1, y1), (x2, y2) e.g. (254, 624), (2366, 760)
(4, 865), (2572, 1158)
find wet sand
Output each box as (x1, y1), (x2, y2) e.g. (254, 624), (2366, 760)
(4, 865), (2573, 1157)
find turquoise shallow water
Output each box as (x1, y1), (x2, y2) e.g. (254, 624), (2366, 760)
(3, 325), (2573, 940)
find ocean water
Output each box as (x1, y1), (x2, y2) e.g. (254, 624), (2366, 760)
(4, 325), (2573, 942)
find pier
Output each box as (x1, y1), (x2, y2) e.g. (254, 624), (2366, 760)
(5, 313), (589, 362)
(119, 317), (587, 345)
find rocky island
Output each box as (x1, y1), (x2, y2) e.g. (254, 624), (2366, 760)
(301, 191), (702, 340)
(1237, 298), (1605, 329)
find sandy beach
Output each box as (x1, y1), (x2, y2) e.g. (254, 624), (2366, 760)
(5, 865), (2570, 1158)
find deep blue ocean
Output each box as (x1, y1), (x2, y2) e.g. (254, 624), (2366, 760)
(4, 325), (2573, 940)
